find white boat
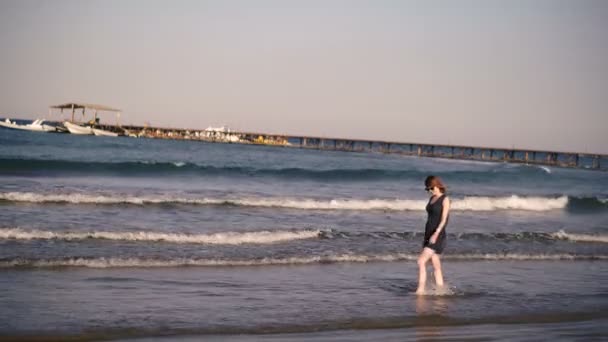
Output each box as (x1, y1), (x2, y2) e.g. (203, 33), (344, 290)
(29, 119), (57, 132)
(123, 129), (140, 138)
(92, 128), (119, 137)
(63, 121), (93, 135)
(0, 118), (57, 132)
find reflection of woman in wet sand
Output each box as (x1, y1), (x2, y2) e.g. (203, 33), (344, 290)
(416, 176), (450, 295)
(415, 295), (448, 339)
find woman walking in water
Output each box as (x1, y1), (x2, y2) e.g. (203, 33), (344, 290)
(416, 175), (450, 295)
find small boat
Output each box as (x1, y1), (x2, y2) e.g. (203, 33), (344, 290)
(123, 129), (140, 138)
(64, 121), (93, 135)
(92, 128), (119, 137)
(0, 118), (57, 132)
(29, 119), (58, 132)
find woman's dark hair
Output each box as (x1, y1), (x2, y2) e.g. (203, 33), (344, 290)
(425, 175), (447, 194)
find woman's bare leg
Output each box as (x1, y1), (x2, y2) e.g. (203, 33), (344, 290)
(431, 253), (444, 287)
(416, 248), (435, 294)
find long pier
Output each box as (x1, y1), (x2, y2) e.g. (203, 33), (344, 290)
(61, 121), (608, 171)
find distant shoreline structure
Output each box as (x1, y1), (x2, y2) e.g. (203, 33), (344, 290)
(120, 122), (608, 171)
(0, 116), (606, 171)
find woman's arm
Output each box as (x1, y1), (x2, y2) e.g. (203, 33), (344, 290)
(430, 196), (450, 243)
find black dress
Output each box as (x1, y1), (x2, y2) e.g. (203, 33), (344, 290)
(423, 195), (448, 254)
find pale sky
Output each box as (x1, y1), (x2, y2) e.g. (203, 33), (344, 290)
(1, 0), (607, 153)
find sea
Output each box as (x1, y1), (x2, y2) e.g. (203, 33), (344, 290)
(1, 123), (607, 341)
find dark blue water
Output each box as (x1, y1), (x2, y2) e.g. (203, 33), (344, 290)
(1, 126), (607, 341)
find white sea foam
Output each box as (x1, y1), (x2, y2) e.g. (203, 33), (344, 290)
(451, 195), (568, 211)
(0, 253), (605, 268)
(537, 166), (552, 174)
(446, 253), (608, 261)
(0, 192), (154, 205)
(0, 255), (413, 268)
(4, 228), (603, 244)
(0, 228), (320, 245)
(551, 230), (608, 244)
(0, 192), (569, 211)
(236, 198), (427, 211)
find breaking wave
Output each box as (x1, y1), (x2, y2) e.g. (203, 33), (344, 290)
(0, 192), (584, 211)
(551, 230), (608, 244)
(320, 230), (608, 244)
(0, 228), (320, 245)
(2, 228), (606, 244)
(1, 253), (606, 268)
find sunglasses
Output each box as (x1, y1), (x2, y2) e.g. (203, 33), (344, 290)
(425, 186), (435, 192)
